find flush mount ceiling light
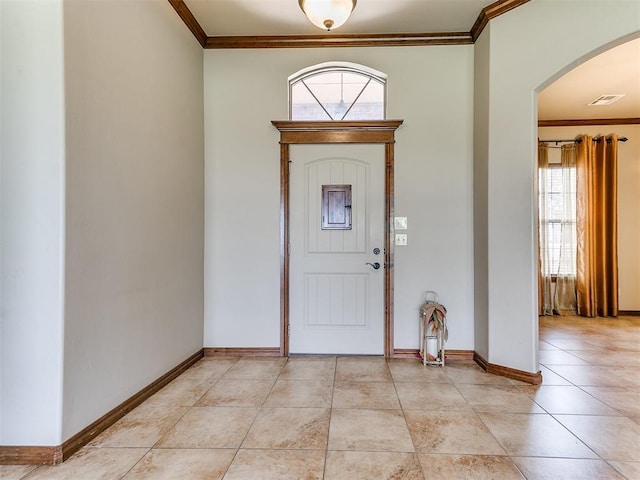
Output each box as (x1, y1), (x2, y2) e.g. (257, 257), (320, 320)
(298, 0), (357, 31)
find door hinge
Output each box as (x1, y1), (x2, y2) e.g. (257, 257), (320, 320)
(288, 242), (291, 255)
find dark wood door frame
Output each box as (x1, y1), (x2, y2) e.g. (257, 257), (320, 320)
(272, 120), (403, 358)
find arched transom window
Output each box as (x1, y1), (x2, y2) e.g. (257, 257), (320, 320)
(289, 62), (387, 121)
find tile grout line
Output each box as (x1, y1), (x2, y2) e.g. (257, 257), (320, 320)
(220, 356), (287, 478)
(195, 357), (242, 480)
(385, 359), (427, 476)
(542, 327), (631, 465)
(321, 356), (338, 480)
(114, 446), (153, 480)
(448, 367), (530, 476)
(120, 357), (241, 478)
(111, 359), (241, 480)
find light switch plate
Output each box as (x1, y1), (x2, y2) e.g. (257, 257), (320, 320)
(395, 233), (408, 246)
(394, 217), (408, 230)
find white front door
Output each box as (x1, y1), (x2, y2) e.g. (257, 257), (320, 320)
(289, 144), (385, 354)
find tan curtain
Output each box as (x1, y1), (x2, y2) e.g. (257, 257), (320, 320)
(537, 143), (553, 315)
(576, 134), (619, 317)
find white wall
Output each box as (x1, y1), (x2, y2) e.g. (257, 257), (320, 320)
(204, 46), (475, 352)
(0, 1), (65, 445)
(61, 0), (204, 440)
(475, 0), (640, 372)
(538, 125), (640, 311)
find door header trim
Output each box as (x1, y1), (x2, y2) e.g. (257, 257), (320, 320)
(272, 121), (403, 144)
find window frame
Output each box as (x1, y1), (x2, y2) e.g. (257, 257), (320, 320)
(538, 163), (577, 279)
(288, 62), (388, 121)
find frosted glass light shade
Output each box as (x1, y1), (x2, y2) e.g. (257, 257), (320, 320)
(298, 0), (357, 31)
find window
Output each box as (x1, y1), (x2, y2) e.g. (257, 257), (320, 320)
(289, 62), (386, 121)
(539, 165), (577, 276)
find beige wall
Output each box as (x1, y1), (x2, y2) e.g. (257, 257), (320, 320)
(204, 46), (476, 352)
(538, 125), (640, 311)
(475, 0), (639, 372)
(61, 0), (205, 440)
(2, 0), (205, 445)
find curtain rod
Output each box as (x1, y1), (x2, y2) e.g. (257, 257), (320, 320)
(539, 137), (628, 145)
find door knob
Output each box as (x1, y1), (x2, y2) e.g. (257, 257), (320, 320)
(366, 262), (381, 270)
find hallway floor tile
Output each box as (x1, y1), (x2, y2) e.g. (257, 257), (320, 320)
(13, 314), (640, 479)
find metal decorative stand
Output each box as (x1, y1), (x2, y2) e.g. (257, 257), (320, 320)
(419, 291), (447, 366)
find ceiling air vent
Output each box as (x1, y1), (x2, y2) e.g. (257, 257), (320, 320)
(587, 94), (625, 106)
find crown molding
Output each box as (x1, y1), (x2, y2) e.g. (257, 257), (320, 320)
(470, 0), (531, 42)
(168, 0), (207, 47)
(205, 32), (472, 49)
(170, 0), (529, 49)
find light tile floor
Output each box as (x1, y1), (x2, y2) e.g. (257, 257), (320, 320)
(3, 315), (639, 480)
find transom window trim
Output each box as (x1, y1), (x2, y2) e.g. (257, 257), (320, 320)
(289, 62), (387, 121)
(289, 62), (387, 86)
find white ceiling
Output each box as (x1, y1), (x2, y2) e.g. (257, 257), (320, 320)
(184, 0), (493, 36)
(538, 38), (640, 121)
(182, 0), (639, 121)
